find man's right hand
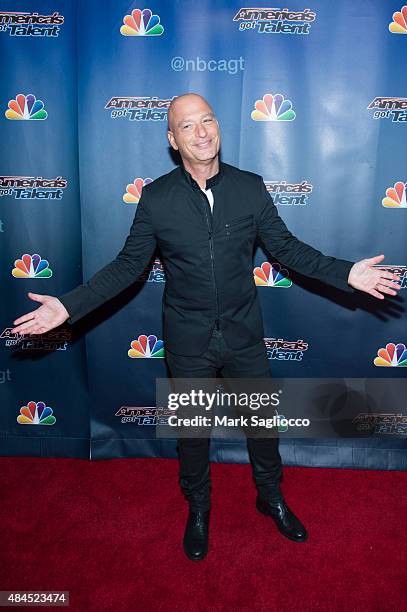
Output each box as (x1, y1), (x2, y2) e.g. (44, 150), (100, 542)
(12, 292), (70, 335)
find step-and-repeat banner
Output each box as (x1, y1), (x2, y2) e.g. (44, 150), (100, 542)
(1, 1), (406, 468)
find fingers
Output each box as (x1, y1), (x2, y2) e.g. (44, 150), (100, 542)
(366, 254), (385, 264)
(12, 311), (38, 327)
(381, 280), (401, 291)
(377, 278), (401, 290)
(11, 320), (39, 334)
(379, 272), (401, 284)
(369, 270), (401, 295)
(368, 288), (384, 299)
(28, 292), (47, 301)
(375, 273), (401, 292)
(376, 284), (398, 296)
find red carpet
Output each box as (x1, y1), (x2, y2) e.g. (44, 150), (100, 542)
(0, 457), (406, 611)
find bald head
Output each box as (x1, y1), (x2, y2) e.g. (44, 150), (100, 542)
(167, 93), (214, 131)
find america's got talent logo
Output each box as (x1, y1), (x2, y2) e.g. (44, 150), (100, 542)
(264, 180), (313, 206)
(233, 7), (316, 35)
(0, 10), (63, 36)
(0, 327), (70, 351)
(115, 407), (173, 425)
(0, 175), (67, 200)
(137, 258), (166, 283)
(367, 97), (407, 122)
(105, 96), (174, 121)
(264, 338), (308, 361)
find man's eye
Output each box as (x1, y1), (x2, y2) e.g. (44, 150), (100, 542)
(182, 124), (192, 129)
(203, 118), (213, 123)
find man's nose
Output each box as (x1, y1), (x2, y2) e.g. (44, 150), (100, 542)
(196, 122), (208, 138)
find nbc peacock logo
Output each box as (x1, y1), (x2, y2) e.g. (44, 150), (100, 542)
(254, 262), (292, 287)
(17, 401), (56, 425)
(382, 181), (407, 208)
(5, 94), (47, 120)
(120, 8), (164, 36)
(123, 177), (153, 203)
(389, 6), (407, 33)
(128, 334), (165, 358)
(251, 94), (296, 121)
(12, 254), (52, 278)
(374, 343), (407, 367)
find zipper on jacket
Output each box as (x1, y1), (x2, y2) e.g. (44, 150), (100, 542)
(200, 190), (220, 330)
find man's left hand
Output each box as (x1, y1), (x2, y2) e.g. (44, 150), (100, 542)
(348, 254), (401, 299)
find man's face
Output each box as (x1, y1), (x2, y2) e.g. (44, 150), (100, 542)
(167, 96), (221, 165)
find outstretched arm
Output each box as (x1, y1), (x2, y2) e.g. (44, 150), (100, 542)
(256, 180), (353, 291)
(12, 189), (157, 334)
(256, 181), (400, 298)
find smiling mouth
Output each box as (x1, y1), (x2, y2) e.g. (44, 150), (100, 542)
(194, 140), (213, 148)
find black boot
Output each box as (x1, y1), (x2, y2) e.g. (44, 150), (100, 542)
(256, 496), (308, 542)
(183, 509), (210, 561)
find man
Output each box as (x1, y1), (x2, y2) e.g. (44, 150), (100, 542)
(12, 94), (400, 561)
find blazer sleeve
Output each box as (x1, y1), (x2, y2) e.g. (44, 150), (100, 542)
(58, 188), (157, 324)
(256, 179), (354, 292)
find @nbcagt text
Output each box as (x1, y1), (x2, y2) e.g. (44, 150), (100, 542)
(170, 56), (245, 75)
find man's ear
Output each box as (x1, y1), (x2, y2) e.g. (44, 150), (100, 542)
(167, 130), (178, 150)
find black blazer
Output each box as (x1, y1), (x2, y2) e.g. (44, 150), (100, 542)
(59, 162), (354, 356)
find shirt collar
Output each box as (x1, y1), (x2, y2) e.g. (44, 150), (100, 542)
(181, 161), (224, 190)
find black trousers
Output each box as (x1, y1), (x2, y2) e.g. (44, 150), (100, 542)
(165, 328), (283, 511)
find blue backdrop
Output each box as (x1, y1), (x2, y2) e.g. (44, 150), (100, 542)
(1, 1), (406, 468)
